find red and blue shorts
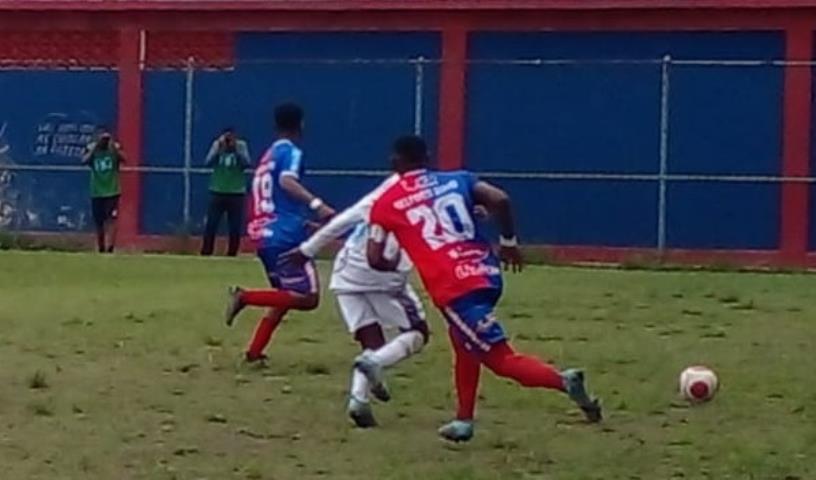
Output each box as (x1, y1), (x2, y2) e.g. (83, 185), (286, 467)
(441, 288), (506, 354)
(257, 246), (319, 295)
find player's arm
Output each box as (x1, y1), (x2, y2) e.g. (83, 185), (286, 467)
(297, 175), (396, 258)
(205, 138), (220, 167)
(299, 200), (366, 258)
(236, 140), (251, 168)
(279, 175), (334, 220)
(276, 145), (334, 220)
(472, 180), (523, 272)
(114, 143), (127, 165)
(81, 142), (95, 165)
(366, 223), (400, 272)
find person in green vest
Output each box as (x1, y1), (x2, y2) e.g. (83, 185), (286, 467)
(201, 128), (251, 256)
(82, 127), (126, 254)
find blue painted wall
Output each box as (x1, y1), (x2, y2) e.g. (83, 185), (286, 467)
(141, 32), (439, 234)
(0, 71), (117, 231)
(1, 31), (788, 252)
(467, 31), (783, 249)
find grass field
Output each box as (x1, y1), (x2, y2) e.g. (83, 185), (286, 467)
(0, 251), (814, 480)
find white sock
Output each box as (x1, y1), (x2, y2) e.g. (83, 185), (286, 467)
(350, 368), (369, 402)
(369, 330), (424, 368)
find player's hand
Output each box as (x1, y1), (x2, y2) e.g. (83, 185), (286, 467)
(316, 204), (335, 222)
(499, 245), (524, 273)
(281, 247), (310, 267)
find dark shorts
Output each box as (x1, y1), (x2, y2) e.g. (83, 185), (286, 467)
(258, 246), (319, 295)
(441, 288), (506, 354)
(91, 195), (120, 228)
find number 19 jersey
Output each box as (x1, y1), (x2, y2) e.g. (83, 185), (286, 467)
(248, 139), (309, 250)
(369, 169), (502, 307)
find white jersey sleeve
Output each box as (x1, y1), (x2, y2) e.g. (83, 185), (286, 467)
(299, 174), (399, 258)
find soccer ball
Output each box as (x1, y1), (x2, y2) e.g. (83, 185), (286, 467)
(679, 365), (718, 402)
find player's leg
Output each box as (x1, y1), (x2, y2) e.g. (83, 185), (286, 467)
(225, 250), (320, 326)
(337, 293), (383, 428)
(437, 326), (480, 442)
(91, 197), (106, 253)
(245, 307), (285, 362)
(201, 194), (225, 256)
(354, 287), (429, 401)
(105, 195), (119, 253)
(449, 290), (602, 422)
(225, 194), (243, 257)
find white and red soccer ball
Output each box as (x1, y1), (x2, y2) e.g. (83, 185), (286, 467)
(679, 365), (719, 402)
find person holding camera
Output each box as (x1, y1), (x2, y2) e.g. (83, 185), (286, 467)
(201, 128), (251, 256)
(82, 127), (127, 253)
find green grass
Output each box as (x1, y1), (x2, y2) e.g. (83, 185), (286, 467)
(0, 251), (814, 480)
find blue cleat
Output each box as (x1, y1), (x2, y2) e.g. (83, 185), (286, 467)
(438, 419), (475, 442)
(347, 396), (377, 428)
(353, 352), (391, 402)
(561, 368), (602, 423)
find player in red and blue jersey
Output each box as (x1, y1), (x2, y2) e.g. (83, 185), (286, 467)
(224, 103), (335, 363)
(367, 135), (601, 442)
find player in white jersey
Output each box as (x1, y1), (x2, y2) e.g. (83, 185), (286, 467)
(286, 175), (429, 428)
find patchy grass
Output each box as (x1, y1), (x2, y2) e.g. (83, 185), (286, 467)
(0, 251), (814, 479)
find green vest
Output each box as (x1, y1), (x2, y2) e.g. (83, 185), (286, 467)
(89, 150), (121, 198)
(209, 152), (247, 194)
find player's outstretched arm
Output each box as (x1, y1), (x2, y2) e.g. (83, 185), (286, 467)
(298, 175), (397, 258)
(279, 175), (335, 220)
(473, 180), (524, 272)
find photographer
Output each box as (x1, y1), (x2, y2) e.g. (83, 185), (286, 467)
(82, 127), (126, 253)
(201, 128), (251, 256)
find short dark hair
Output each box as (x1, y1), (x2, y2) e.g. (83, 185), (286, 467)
(274, 102), (304, 132)
(393, 135), (428, 166)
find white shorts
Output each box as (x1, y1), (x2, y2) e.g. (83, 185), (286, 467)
(335, 285), (426, 334)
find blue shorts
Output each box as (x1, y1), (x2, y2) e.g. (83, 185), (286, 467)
(441, 288), (506, 353)
(257, 247), (319, 295)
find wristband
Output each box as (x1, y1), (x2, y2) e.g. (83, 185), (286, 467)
(309, 198), (324, 211)
(499, 235), (518, 247)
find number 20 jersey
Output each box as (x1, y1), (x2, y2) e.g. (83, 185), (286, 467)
(369, 169), (502, 307)
(248, 139), (309, 250)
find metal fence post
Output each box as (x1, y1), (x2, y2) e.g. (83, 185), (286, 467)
(413, 56), (425, 135)
(657, 54), (672, 253)
(183, 56), (195, 228)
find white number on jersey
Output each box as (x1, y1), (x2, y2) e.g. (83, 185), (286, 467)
(253, 168), (275, 215)
(406, 192), (475, 250)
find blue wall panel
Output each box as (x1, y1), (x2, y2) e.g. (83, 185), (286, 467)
(140, 173), (184, 235)
(0, 71), (116, 231)
(483, 178), (658, 246)
(143, 72), (186, 167)
(140, 32), (440, 234)
(669, 65), (782, 175)
(467, 31), (783, 248)
(666, 182), (779, 249)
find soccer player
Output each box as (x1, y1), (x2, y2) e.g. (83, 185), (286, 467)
(82, 127), (127, 253)
(224, 103), (335, 363)
(284, 174), (429, 428)
(366, 135), (602, 442)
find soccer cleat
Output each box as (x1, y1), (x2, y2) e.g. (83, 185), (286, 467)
(353, 352), (391, 402)
(438, 419), (474, 442)
(225, 286), (246, 327)
(561, 368), (603, 423)
(244, 352), (269, 366)
(347, 396), (377, 428)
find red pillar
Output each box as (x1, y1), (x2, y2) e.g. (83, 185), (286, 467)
(437, 26), (468, 170)
(780, 24), (812, 263)
(117, 29), (143, 247)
